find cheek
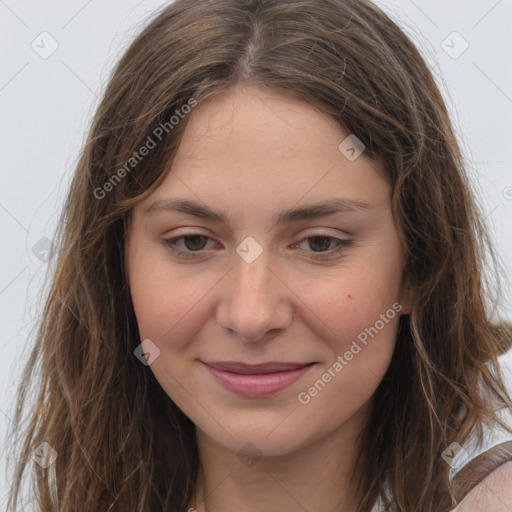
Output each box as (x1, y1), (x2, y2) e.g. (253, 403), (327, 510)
(295, 282), (400, 435)
(292, 250), (403, 399)
(128, 251), (211, 348)
(128, 262), (212, 411)
(132, 295), (209, 364)
(297, 264), (402, 351)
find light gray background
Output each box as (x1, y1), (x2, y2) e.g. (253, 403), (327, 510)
(1, 0), (512, 506)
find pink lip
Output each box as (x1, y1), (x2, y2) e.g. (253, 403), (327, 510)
(202, 361), (315, 397)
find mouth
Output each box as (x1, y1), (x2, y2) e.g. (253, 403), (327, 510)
(201, 361), (316, 397)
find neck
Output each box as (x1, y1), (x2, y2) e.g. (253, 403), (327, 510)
(188, 402), (371, 512)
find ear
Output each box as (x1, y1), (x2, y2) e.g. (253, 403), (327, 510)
(398, 282), (414, 315)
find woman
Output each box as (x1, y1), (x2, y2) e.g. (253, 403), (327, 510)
(6, 1), (512, 511)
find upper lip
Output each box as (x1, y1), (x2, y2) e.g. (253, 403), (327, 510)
(203, 361), (314, 375)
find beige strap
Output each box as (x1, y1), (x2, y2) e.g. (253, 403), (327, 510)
(451, 440), (512, 503)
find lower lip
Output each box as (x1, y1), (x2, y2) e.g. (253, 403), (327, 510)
(203, 363), (315, 398)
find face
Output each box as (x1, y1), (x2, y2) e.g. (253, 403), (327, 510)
(126, 84), (412, 458)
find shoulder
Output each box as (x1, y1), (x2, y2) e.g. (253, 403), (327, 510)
(450, 460), (512, 511)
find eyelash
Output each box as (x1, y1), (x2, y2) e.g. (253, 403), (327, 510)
(163, 233), (352, 260)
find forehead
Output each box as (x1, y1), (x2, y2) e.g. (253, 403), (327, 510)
(174, 84), (350, 166)
(140, 84), (389, 216)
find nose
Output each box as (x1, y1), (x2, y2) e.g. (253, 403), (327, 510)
(215, 246), (293, 342)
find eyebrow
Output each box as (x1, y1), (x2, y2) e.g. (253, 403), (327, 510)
(144, 197), (375, 225)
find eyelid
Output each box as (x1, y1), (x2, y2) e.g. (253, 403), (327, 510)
(164, 226), (352, 241)
(162, 230), (352, 259)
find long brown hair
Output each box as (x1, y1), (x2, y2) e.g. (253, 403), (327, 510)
(5, 0), (512, 511)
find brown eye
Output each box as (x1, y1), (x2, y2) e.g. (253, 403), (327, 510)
(307, 236), (334, 252)
(292, 235), (352, 259)
(182, 235), (209, 251)
(163, 234), (217, 257)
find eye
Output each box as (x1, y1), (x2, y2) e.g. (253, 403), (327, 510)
(163, 233), (352, 260)
(291, 235), (352, 258)
(163, 234), (218, 257)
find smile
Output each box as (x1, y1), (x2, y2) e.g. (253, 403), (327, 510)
(201, 361), (316, 397)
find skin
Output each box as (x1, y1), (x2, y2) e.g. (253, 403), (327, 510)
(452, 461), (512, 511)
(125, 84), (413, 512)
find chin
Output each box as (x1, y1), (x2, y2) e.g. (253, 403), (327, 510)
(201, 421), (309, 460)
